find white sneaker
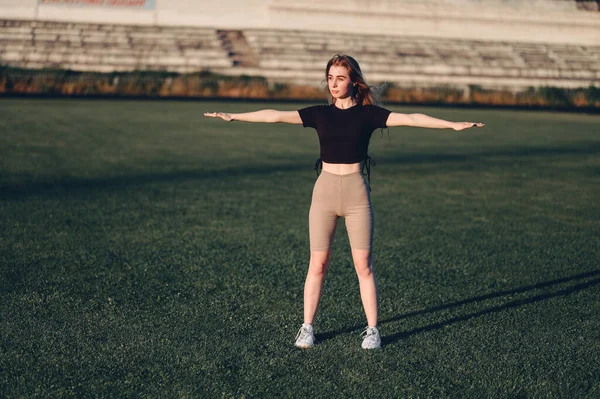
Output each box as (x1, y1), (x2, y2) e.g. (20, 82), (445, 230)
(361, 326), (381, 349)
(295, 323), (315, 348)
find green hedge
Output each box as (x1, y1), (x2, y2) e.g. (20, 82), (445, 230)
(0, 66), (598, 109)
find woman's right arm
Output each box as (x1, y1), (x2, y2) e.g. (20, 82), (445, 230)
(204, 109), (302, 124)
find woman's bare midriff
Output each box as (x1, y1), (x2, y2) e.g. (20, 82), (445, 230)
(322, 161), (361, 175)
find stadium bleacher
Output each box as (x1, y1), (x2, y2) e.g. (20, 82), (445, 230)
(0, 19), (231, 73)
(0, 0), (599, 91)
(241, 29), (600, 89)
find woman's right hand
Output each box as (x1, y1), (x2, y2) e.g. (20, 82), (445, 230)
(204, 112), (233, 121)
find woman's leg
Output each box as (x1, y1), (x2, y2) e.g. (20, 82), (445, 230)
(306, 171), (338, 325)
(303, 250), (332, 324)
(343, 172), (377, 327)
(351, 248), (378, 327)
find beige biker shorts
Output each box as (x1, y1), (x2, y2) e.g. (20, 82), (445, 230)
(309, 170), (374, 251)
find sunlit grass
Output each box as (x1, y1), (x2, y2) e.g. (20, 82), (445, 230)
(1, 99), (599, 397)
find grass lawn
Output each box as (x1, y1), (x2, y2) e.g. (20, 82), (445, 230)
(1, 98), (599, 397)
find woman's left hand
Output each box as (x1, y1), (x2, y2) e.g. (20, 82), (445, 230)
(453, 122), (485, 131)
(204, 112), (233, 121)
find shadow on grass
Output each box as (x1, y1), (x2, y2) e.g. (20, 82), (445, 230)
(0, 162), (308, 200)
(315, 269), (600, 345)
(3, 142), (600, 200)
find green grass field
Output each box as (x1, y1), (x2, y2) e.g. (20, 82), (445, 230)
(1, 98), (599, 397)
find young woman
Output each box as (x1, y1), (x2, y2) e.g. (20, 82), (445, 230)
(205, 54), (484, 349)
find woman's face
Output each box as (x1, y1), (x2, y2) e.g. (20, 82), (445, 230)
(327, 65), (353, 100)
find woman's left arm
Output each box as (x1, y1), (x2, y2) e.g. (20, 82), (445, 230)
(386, 112), (484, 131)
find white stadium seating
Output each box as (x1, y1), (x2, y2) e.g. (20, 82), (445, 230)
(0, 0), (598, 91)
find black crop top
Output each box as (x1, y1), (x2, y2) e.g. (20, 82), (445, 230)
(298, 104), (391, 164)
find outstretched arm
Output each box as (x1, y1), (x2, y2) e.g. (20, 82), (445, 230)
(204, 109), (302, 124)
(386, 112), (484, 131)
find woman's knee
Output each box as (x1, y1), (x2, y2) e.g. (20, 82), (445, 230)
(308, 251), (330, 276)
(355, 262), (373, 279)
(352, 249), (373, 278)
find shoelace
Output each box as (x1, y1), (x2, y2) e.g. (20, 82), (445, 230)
(360, 327), (378, 338)
(313, 158), (323, 177)
(361, 155), (376, 192)
(296, 326), (312, 341)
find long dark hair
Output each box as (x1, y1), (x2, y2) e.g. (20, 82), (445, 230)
(324, 54), (386, 106)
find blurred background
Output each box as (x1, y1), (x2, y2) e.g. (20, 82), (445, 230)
(0, 0), (599, 107)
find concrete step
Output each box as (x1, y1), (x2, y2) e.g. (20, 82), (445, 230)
(1, 49), (232, 68)
(0, 31), (33, 41)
